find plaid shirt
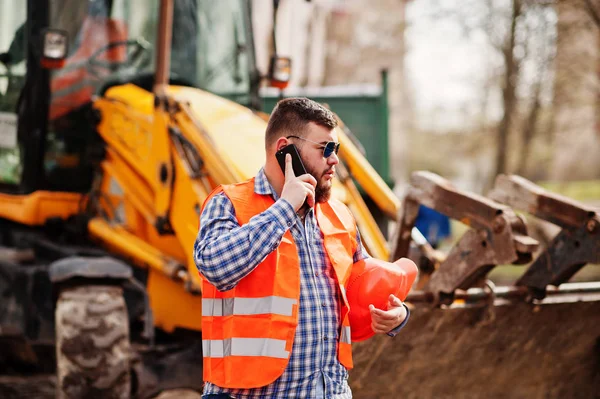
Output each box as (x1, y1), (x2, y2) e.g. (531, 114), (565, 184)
(194, 168), (369, 398)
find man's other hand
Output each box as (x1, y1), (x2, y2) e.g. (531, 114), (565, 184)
(369, 294), (408, 334)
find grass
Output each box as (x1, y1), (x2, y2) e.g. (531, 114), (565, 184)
(538, 180), (600, 204)
(488, 264), (600, 286)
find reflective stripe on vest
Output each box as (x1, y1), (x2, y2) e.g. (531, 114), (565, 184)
(203, 338), (290, 359)
(339, 284), (348, 304)
(340, 326), (352, 344)
(202, 296), (297, 317)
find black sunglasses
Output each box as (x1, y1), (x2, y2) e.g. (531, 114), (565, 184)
(286, 135), (341, 158)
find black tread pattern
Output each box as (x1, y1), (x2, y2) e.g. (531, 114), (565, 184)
(55, 285), (130, 399)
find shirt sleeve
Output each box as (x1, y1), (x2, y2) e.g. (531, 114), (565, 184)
(352, 228), (371, 263)
(194, 192), (297, 291)
(386, 304), (411, 337)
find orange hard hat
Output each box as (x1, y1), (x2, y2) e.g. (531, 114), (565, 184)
(346, 257), (418, 342)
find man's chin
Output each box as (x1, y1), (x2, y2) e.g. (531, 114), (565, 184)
(321, 177), (333, 188)
(316, 187), (332, 203)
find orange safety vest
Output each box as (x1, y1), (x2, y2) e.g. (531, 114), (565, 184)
(200, 178), (358, 389)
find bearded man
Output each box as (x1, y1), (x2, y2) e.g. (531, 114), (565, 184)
(194, 97), (409, 399)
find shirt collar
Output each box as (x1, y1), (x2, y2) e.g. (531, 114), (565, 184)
(254, 167), (278, 199)
(255, 167), (315, 219)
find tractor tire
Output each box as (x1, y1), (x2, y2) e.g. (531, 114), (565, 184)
(55, 285), (131, 399)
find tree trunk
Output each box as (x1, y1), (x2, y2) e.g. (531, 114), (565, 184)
(494, 0), (522, 178)
(516, 83), (542, 176)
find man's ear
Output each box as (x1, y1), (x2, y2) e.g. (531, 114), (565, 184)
(274, 136), (289, 152)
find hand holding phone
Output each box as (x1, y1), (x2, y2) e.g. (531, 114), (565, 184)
(276, 144), (316, 211)
(276, 144), (307, 177)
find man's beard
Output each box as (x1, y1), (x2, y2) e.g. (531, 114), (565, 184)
(302, 160), (332, 203)
(315, 184), (331, 203)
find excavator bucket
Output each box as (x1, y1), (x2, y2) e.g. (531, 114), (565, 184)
(348, 171), (600, 398)
(350, 297), (600, 398)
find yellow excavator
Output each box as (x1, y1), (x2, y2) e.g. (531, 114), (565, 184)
(1, 1), (599, 398)
(0, 0), (400, 397)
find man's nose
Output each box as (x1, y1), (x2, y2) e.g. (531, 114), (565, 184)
(327, 152), (340, 165)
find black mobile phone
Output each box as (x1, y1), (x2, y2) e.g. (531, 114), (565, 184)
(276, 144), (307, 177)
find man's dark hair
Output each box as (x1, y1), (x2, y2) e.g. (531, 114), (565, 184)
(265, 97), (337, 147)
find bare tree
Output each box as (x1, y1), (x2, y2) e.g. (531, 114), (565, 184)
(425, 0), (554, 181)
(516, 1), (555, 176)
(516, 82), (541, 175)
(405, 0), (562, 185)
(495, 0), (523, 177)
(550, 0), (600, 180)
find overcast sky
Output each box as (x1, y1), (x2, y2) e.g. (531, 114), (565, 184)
(405, 0), (504, 132)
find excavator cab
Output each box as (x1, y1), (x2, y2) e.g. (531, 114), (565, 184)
(0, 0), (131, 193)
(0, 0), (260, 196)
